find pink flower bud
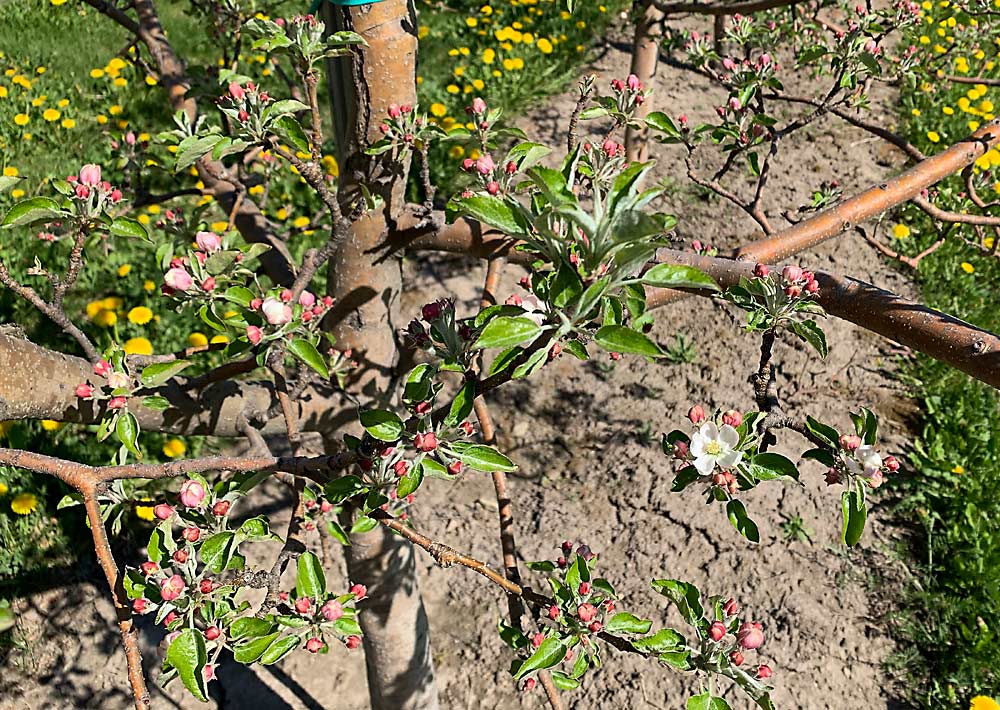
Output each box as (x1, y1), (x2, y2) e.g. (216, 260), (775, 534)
(246, 326), (263, 346)
(753, 263), (770, 278)
(781, 265), (803, 282)
(345, 635), (362, 649)
(204, 626), (221, 641)
(737, 622), (765, 650)
(172, 549), (188, 564)
(687, 405), (706, 424)
(578, 582), (592, 595)
(107, 372), (129, 390)
(200, 277), (215, 292)
(486, 181), (500, 196)
(447, 461), (463, 476)
(784, 284), (802, 298)
(159, 574), (186, 602)
(577, 603), (598, 622)
(350, 583), (367, 601)
(422, 301), (442, 320)
(262, 297), (293, 325)
(548, 605), (561, 620)
(228, 81), (245, 100)
(179, 480), (206, 508)
(305, 637), (324, 653)
(522, 678), (537, 692)
(884, 456), (900, 472)
(212, 500), (231, 516)
(108, 396), (126, 409)
(589, 620), (603, 633)
(79, 164), (102, 186)
(476, 154), (495, 175)
(321, 600), (344, 621)
(722, 410), (743, 427)
(722, 57), (737, 71)
(164, 267), (193, 291)
(200, 579), (214, 594)
(673, 441), (689, 459)
(708, 621), (726, 641)
(610, 79), (625, 92)
(839, 434), (862, 451)
(163, 613), (179, 628)
(723, 598), (739, 616)
(602, 138), (618, 156)
(388, 103), (402, 119)
(298, 290), (316, 307)
(414, 432), (438, 452)
(805, 279), (820, 295)
(182, 526), (201, 543)
(75, 383), (95, 399)
(470, 97), (487, 115)
(462, 158), (475, 171)
(506, 161), (517, 175)
(141, 561), (159, 575)
(626, 73), (642, 90)
(133, 598), (149, 613)
(195, 231), (222, 253)
(730, 650), (745, 666)
(250, 298), (263, 310)
(94, 360), (112, 377)
(728, 97), (742, 111)
(295, 597), (312, 615)
(110, 189), (123, 202)
(237, 109), (249, 123)
(531, 632), (545, 648)
(757, 664), (773, 679)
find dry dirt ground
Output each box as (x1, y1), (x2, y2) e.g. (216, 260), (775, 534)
(2, 26), (923, 710)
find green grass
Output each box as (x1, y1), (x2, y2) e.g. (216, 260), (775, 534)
(883, 5), (1000, 707)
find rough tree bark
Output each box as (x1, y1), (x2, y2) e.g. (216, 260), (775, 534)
(322, 2), (440, 708)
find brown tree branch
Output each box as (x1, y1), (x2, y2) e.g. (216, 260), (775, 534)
(654, 0), (806, 14)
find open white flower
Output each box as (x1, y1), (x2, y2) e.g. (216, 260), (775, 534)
(843, 445), (882, 478)
(690, 422), (742, 475)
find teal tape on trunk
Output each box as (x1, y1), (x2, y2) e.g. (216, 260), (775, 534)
(309, 0), (385, 11)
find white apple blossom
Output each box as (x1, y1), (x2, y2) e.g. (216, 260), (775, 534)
(690, 422), (742, 475)
(262, 297), (293, 326)
(843, 445), (882, 478)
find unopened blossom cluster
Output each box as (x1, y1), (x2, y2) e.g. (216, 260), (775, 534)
(753, 262), (820, 300)
(244, 286), (333, 346)
(703, 596), (773, 680)
(67, 163), (123, 218)
(218, 80), (272, 136)
(75, 357), (134, 410)
(826, 434), (900, 489)
(608, 73), (647, 115)
(674, 405), (747, 493)
(457, 98), (516, 197)
(276, 582), (366, 654)
(579, 137), (629, 190)
(377, 102), (426, 149)
(404, 299), (478, 363)
(162, 231), (235, 296)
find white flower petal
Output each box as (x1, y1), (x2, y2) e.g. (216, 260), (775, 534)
(693, 455), (716, 475)
(690, 433), (707, 457)
(719, 450), (742, 468)
(701, 422), (719, 440)
(719, 424), (740, 448)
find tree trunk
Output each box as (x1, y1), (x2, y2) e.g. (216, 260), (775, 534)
(322, 2), (440, 708)
(624, 0), (664, 162)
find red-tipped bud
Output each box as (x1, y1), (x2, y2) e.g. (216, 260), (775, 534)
(722, 410), (743, 427)
(295, 597), (312, 615)
(414, 432), (438, 452)
(723, 598), (739, 616)
(212, 500), (231, 517)
(133, 598), (149, 613)
(172, 549), (188, 564)
(577, 603), (598, 622)
(730, 651), (745, 666)
(753, 263), (770, 278)
(839, 434), (862, 451)
(757, 664), (773, 679)
(579, 582), (592, 595)
(205, 626), (221, 641)
(781, 265), (803, 282)
(884, 456), (900, 472)
(200, 579), (214, 594)
(708, 621), (726, 641)
(737, 622), (765, 650)
(687, 405), (706, 424)
(548, 605), (561, 620)
(350, 583), (367, 601)
(345, 635), (362, 649)
(531, 632), (545, 648)
(588, 620), (602, 633)
(447, 461), (463, 476)
(306, 637), (324, 653)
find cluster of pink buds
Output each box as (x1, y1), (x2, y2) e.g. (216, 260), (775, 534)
(404, 299), (476, 359)
(778, 264), (819, 298)
(377, 102), (424, 149)
(284, 583), (365, 653)
(221, 81), (271, 126)
(825, 434), (899, 488)
(691, 240), (718, 256)
(75, 358), (132, 409)
(609, 73), (646, 114)
(67, 164), (123, 216)
(705, 598), (772, 679)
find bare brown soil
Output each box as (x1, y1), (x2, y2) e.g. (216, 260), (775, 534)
(1, 30), (919, 710)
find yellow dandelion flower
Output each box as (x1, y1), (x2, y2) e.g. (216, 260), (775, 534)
(961, 262), (975, 273)
(96, 115), (108, 124)
(90, 68), (105, 78)
(135, 502), (155, 521)
(143, 280), (156, 292)
(162, 438), (186, 458)
(127, 306), (153, 325)
(448, 145), (465, 159)
(137, 214), (150, 225)
(3, 167), (17, 177)
(275, 208), (288, 221)
(42, 108), (60, 122)
(210, 221), (228, 232)
(293, 216), (310, 229)
(11, 492), (38, 515)
(952, 464), (965, 474)
(0, 86), (7, 99)
(108, 57), (126, 71)
(418, 25), (429, 39)
(188, 332), (208, 347)
(41, 420), (63, 431)
(249, 185), (264, 196)
(109, 104), (123, 115)
(61, 118), (76, 129)
(95, 309), (118, 327)
(0, 481), (7, 495)
(446, 84), (460, 94)
(210, 335), (229, 345)
(124, 337), (153, 355)
(13, 113), (29, 126)
(537, 38), (553, 54)
(927, 131), (940, 143)
(472, 79), (485, 90)
(145, 75), (157, 86)
(11, 189), (24, 198)
(482, 48), (495, 64)
(970, 697), (1000, 710)
(430, 102), (447, 117)
(466, 17), (478, 27)
(31, 96), (45, 107)
(892, 224), (910, 239)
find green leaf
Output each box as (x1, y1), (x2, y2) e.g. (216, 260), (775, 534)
(0, 175), (21, 193)
(474, 316), (542, 350)
(594, 325), (664, 358)
(233, 632), (281, 664)
(651, 579), (703, 626)
(259, 634), (301, 664)
(223, 286), (256, 308)
(402, 363), (436, 405)
(288, 338), (329, 379)
(350, 515), (378, 534)
(645, 111), (681, 138)
(789, 319), (828, 358)
(449, 442), (517, 472)
(513, 637), (566, 680)
(841, 486), (867, 546)
(140, 360), (192, 388)
(451, 195), (528, 236)
(236, 516), (272, 542)
(115, 410), (142, 459)
(296, 551), (326, 598)
(175, 134), (223, 172)
(326, 519), (351, 546)
(726, 499), (760, 543)
(359, 409), (403, 442)
(671, 465), (700, 492)
(325, 475), (368, 503)
(642, 263), (719, 291)
(805, 415), (840, 448)
(750, 452), (799, 481)
(141, 395), (171, 411)
(632, 628), (686, 653)
(801, 448), (836, 467)
(688, 692), (732, 710)
(272, 115), (310, 153)
(200, 531), (236, 574)
(1, 197), (62, 228)
(605, 612), (652, 635)
(229, 617), (276, 641)
(550, 671), (580, 690)
(166, 629), (208, 701)
(396, 461), (424, 498)
(109, 217), (150, 241)
(445, 381), (475, 428)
